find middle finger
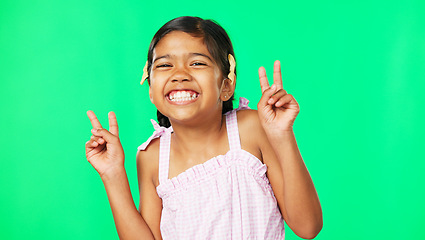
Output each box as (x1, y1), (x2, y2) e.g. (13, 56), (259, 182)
(273, 60), (283, 90)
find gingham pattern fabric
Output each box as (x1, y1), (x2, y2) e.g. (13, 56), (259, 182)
(139, 98), (284, 239)
(138, 119), (173, 152)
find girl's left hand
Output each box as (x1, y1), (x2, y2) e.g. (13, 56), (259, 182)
(257, 60), (300, 135)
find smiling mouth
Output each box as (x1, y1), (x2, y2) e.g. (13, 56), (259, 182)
(167, 90), (199, 103)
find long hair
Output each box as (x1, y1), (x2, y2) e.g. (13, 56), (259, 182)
(147, 16), (236, 128)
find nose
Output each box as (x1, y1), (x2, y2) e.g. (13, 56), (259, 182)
(171, 66), (192, 83)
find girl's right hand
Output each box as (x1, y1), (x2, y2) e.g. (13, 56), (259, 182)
(85, 111), (125, 178)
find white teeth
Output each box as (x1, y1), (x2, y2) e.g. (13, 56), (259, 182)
(169, 91), (197, 102)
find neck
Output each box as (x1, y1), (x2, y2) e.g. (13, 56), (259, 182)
(169, 110), (226, 154)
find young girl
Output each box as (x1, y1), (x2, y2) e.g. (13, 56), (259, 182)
(85, 16), (322, 239)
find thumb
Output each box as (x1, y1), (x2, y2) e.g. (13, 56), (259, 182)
(258, 85), (277, 109)
(91, 128), (119, 144)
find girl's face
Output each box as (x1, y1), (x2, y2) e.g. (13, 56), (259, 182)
(149, 31), (231, 125)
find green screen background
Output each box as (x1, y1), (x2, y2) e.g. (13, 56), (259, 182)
(1, 0), (424, 239)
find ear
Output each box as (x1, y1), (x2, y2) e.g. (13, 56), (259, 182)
(220, 77), (236, 101)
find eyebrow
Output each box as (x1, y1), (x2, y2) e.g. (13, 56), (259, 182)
(190, 53), (213, 62)
(153, 54), (170, 63)
(153, 53), (213, 63)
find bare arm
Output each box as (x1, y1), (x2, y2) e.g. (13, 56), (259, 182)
(256, 61), (323, 239)
(85, 111), (156, 240)
(137, 144), (163, 239)
(102, 167), (156, 239)
(263, 129), (322, 239)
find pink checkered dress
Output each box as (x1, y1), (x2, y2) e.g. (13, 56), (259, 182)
(138, 98), (284, 239)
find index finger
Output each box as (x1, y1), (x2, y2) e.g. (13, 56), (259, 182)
(87, 110), (103, 129)
(258, 66), (270, 93)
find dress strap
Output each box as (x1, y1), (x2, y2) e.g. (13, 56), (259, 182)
(137, 119), (174, 151)
(158, 130), (171, 185)
(137, 119), (173, 185)
(225, 97), (250, 151)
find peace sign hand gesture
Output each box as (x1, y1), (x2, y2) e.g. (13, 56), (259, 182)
(85, 111), (125, 178)
(257, 60), (300, 136)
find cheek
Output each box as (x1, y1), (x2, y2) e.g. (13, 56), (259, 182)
(148, 82), (163, 103)
(150, 85), (161, 97)
(149, 73), (164, 91)
(148, 86), (154, 103)
(149, 70), (165, 82)
(202, 68), (223, 86)
(215, 73), (224, 92)
(213, 68), (224, 86)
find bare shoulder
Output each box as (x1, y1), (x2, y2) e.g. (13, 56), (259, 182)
(136, 138), (160, 187)
(236, 109), (280, 167)
(236, 109), (268, 162)
(236, 109), (266, 137)
(236, 109), (261, 127)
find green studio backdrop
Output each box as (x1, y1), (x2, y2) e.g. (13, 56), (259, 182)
(1, 0), (424, 239)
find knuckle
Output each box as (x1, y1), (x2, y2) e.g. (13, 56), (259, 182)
(109, 134), (119, 142)
(86, 141), (94, 147)
(98, 129), (109, 135)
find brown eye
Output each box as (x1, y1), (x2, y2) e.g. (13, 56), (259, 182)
(157, 64), (172, 68)
(191, 62), (206, 66)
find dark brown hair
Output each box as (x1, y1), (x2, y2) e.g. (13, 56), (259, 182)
(146, 16), (236, 127)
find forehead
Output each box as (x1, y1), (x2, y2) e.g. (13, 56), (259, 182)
(153, 31), (211, 58)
